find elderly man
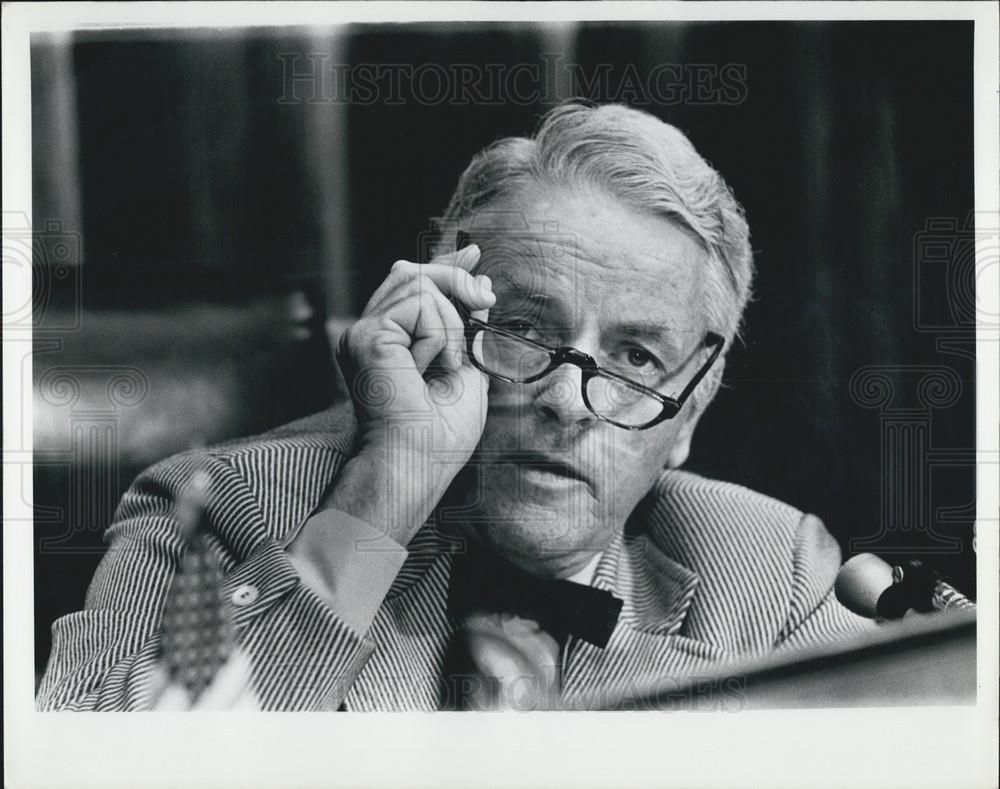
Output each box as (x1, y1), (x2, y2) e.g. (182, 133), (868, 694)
(38, 102), (870, 711)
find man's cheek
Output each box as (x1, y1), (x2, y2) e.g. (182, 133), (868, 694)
(483, 408), (545, 453)
(477, 410), (515, 453)
(635, 421), (682, 469)
(607, 432), (676, 502)
(481, 386), (529, 448)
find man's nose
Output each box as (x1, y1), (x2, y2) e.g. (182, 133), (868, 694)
(532, 362), (596, 430)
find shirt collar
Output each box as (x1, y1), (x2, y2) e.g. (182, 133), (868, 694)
(566, 552), (603, 586)
(592, 532), (700, 636)
(390, 489), (701, 635)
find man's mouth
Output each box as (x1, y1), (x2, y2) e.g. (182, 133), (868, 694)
(515, 453), (592, 489)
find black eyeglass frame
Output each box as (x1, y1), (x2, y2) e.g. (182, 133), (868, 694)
(461, 312), (725, 431)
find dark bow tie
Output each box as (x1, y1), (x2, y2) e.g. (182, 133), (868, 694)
(447, 547), (623, 649)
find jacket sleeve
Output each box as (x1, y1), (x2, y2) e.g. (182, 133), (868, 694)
(776, 513), (877, 651)
(36, 450), (377, 711)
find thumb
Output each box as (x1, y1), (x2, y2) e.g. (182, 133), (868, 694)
(431, 240), (481, 275)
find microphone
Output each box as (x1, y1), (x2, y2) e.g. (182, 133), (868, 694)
(835, 553), (975, 620)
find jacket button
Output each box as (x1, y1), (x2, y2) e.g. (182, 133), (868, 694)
(231, 585), (259, 606)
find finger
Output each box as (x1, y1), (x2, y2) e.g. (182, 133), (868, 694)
(370, 277), (446, 374)
(392, 254), (494, 314)
(421, 278), (471, 373)
(429, 241), (480, 273)
(410, 313), (447, 374)
(438, 246), (492, 309)
(404, 279), (468, 373)
(469, 276), (491, 325)
(373, 275), (466, 373)
(193, 651), (255, 710)
(363, 259), (420, 315)
(437, 293), (468, 371)
(345, 276), (441, 368)
(364, 251), (481, 315)
(409, 284), (461, 374)
(466, 279), (491, 367)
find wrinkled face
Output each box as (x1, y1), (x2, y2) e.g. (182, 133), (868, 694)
(455, 182), (714, 577)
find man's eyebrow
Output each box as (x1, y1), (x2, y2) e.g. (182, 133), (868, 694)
(615, 322), (686, 355)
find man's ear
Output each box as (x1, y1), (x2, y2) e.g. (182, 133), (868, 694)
(665, 408), (703, 469)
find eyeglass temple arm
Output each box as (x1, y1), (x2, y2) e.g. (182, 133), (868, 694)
(672, 333), (725, 406)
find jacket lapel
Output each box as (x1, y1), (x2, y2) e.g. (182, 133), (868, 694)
(561, 533), (731, 708)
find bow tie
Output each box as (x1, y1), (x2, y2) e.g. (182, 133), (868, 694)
(447, 546), (623, 648)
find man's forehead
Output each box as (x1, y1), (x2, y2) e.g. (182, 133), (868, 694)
(467, 187), (706, 268)
(481, 251), (702, 352)
(465, 186), (709, 337)
(475, 231), (702, 304)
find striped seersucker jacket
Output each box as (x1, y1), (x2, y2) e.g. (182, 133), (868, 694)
(37, 404), (872, 711)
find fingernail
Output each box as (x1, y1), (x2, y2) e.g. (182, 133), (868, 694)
(477, 274), (492, 293)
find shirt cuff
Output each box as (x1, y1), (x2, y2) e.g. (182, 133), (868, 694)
(283, 507), (408, 635)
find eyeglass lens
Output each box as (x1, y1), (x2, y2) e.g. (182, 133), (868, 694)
(473, 328), (666, 427)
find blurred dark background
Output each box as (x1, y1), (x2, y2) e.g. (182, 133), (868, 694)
(31, 21), (977, 677)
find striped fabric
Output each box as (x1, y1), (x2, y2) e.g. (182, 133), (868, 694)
(36, 404), (874, 711)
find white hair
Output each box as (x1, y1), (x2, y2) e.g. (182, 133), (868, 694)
(433, 101), (755, 412)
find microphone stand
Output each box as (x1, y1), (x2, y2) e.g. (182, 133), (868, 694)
(876, 559), (975, 620)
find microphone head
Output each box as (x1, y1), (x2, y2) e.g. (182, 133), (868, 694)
(835, 553), (895, 619)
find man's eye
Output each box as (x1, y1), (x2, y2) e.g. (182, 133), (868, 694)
(625, 347), (657, 369)
(496, 320), (537, 336)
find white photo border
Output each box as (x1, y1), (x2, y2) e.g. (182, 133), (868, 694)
(4, 3), (998, 788)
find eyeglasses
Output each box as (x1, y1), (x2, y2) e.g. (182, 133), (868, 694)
(460, 307), (725, 431)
